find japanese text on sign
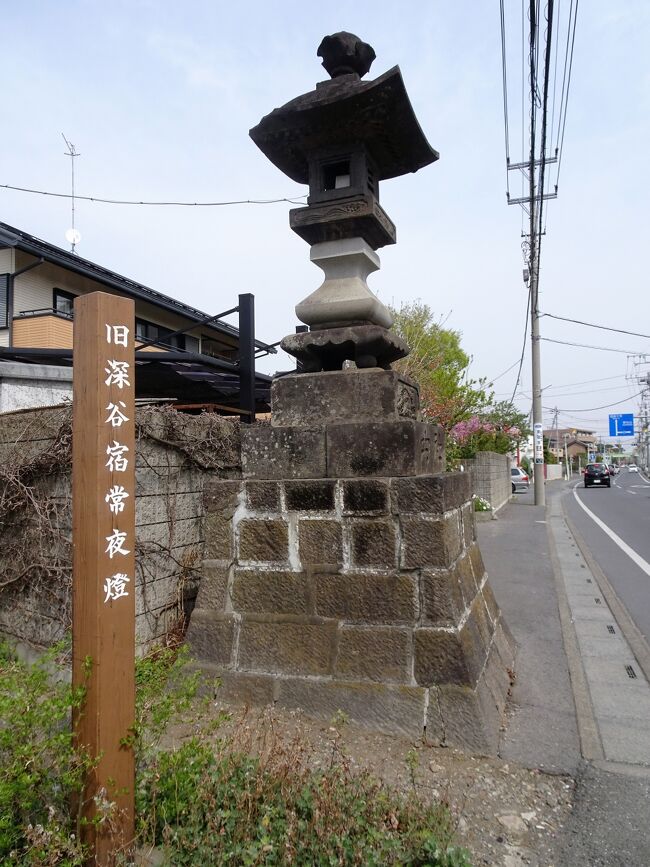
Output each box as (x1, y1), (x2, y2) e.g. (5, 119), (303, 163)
(103, 324), (133, 603)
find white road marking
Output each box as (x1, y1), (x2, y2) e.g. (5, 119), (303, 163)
(573, 483), (650, 578)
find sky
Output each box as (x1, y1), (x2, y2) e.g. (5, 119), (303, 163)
(1, 1), (649, 443)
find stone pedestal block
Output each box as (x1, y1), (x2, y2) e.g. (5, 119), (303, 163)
(272, 369), (419, 427)
(241, 419), (444, 480)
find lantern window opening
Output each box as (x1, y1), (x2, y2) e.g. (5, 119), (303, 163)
(323, 160), (352, 192)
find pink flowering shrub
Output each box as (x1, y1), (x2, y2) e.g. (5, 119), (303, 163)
(450, 416), (521, 458)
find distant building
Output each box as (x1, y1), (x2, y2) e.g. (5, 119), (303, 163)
(544, 426), (597, 461)
(0, 222), (273, 414)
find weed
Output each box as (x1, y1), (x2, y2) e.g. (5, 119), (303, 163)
(0, 642), (472, 866)
(0, 641), (90, 865)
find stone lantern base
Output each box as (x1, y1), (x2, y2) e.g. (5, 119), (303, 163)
(187, 369), (514, 753)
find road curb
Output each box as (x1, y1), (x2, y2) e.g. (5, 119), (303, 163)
(545, 495), (604, 762)
(561, 503), (650, 687)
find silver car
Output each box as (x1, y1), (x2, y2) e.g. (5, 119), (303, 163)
(511, 466), (530, 493)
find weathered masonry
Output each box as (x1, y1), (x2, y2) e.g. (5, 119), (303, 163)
(188, 368), (514, 751)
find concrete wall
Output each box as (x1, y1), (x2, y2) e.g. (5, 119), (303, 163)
(0, 362), (73, 412)
(546, 464), (563, 481)
(0, 405), (240, 653)
(464, 451), (511, 513)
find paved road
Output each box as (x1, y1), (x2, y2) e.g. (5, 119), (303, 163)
(563, 468), (650, 645)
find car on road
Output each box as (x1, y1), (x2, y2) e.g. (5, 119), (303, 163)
(511, 466), (530, 493)
(627, 464), (639, 473)
(584, 463), (611, 488)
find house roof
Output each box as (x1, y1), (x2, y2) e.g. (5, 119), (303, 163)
(0, 346), (273, 414)
(0, 221), (274, 352)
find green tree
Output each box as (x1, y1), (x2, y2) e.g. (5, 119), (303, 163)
(481, 400), (530, 438)
(390, 301), (490, 429)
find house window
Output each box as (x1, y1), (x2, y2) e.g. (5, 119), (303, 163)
(135, 318), (198, 351)
(53, 288), (76, 318)
(0, 274), (8, 328)
(136, 317), (179, 348)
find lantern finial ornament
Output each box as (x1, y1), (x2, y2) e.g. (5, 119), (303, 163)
(317, 32), (376, 79)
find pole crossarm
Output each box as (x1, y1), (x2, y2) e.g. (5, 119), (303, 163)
(507, 191), (557, 206)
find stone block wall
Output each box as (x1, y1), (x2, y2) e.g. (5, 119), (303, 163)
(0, 405), (240, 653)
(187, 468), (515, 753)
(464, 451), (512, 513)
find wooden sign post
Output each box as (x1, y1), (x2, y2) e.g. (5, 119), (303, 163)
(72, 292), (136, 863)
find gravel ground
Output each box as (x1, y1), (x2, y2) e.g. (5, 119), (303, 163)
(167, 700), (575, 867)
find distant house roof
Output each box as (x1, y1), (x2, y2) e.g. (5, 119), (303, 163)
(0, 221), (271, 351)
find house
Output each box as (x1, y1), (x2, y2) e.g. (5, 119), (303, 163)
(0, 222), (274, 416)
(544, 426), (597, 461)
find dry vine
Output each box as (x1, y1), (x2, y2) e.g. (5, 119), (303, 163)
(0, 405), (241, 649)
(136, 405), (241, 473)
(0, 407), (74, 644)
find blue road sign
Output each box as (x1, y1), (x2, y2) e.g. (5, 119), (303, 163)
(609, 413), (635, 437)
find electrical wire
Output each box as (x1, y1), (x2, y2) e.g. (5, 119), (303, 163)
(555, 0), (578, 189)
(534, 383), (632, 398)
(544, 373), (627, 389)
(543, 391), (643, 412)
(541, 336), (647, 354)
(540, 311), (650, 339)
(535, 0), (554, 275)
(500, 0), (511, 195)
(495, 374), (627, 399)
(489, 358), (523, 384)
(510, 285), (532, 403)
(0, 182), (307, 207)
(548, 0), (561, 159)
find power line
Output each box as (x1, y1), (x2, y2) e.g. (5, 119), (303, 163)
(510, 285), (532, 403)
(545, 373), (627, 389)
(543, 391), (643, 413)
(540, 311), (650, 339)
(541, 336), (647, 354)
(548, 0), (561, 161)
(0, 182), (307, 207)
(555, 0), (578, 189)
(499, 0), (511, 195)
(496, 374), (627, 398)
(489, 357), (523, 384)
(537, 383), (631, 398)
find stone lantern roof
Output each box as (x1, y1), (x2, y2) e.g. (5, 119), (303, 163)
(249, 65), (439, 185)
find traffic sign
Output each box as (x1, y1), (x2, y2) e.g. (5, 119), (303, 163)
(609, 413), (634, 437)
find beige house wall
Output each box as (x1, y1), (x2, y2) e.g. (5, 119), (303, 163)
(13, 315), (74, 349)
(10, 252), (228, 353)
(0, 248), (15, 272)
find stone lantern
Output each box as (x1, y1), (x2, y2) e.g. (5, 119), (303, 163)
(250, 31), (438, 370)
(186, 34), (514, 754)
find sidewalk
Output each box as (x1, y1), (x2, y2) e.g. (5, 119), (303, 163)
(477, 487), (581, 775)
(477, 483), (650, 866)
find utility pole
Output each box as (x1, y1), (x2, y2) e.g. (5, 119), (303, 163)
(507, 0), (555, 506)
(529, 0), (546, 506)
(638, 372), (650, 472)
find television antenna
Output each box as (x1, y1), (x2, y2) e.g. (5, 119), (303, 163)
(62, 133), (81, 253)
